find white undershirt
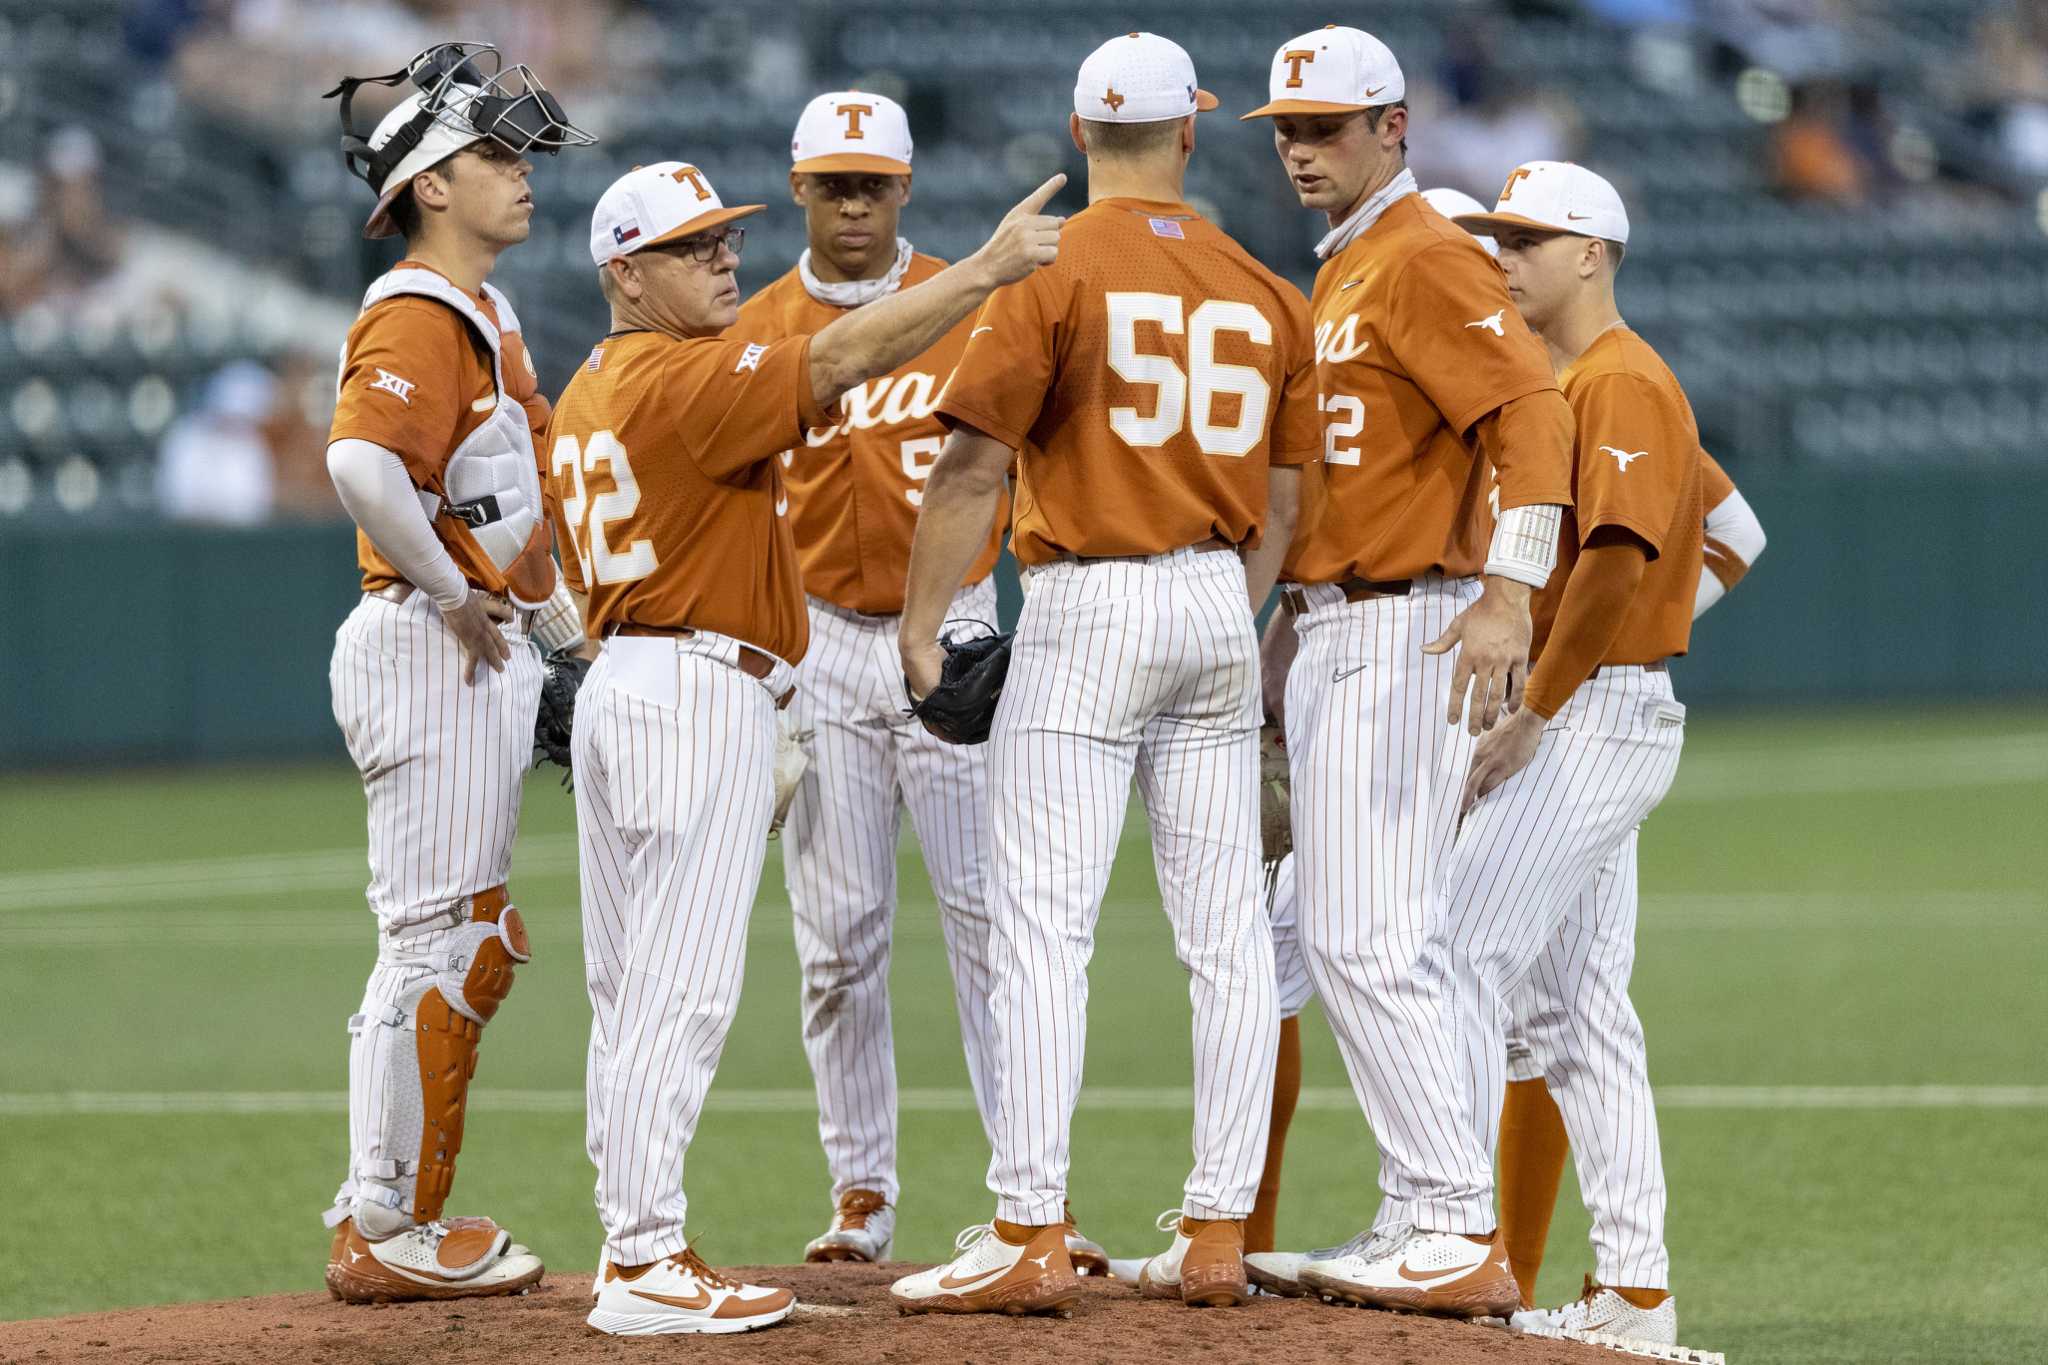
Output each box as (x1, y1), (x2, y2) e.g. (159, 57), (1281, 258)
(325, 437), (468, 610)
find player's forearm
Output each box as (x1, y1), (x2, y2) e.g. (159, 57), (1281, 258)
(901, 428), (1010, 648)
(1695, 487), (1765, 620)
(1243, 467), (1301, 613)
(809, 257), (997, 410)
(1521, 538), (1647, 718)
(325, 438), (468, 609)
(1479, 390), (1576, 512)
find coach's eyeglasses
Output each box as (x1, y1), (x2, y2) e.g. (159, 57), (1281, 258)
(665, 225), (745, 263)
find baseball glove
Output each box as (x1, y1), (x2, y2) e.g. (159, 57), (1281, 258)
(1259, 722), (1292, 862)
(907, 629), (1015, 745)
(533, 646), (591, 781)
(768, 710), (812, 839)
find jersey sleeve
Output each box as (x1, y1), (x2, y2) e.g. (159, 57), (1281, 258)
(328, 300), (468, 484)
(1570, 372), (1696, 559)
(664, 334), (827, 481)
(1699, 447), (1735, 509)
(1270, 294), (1323, 467)
(1384, 242), (1557, 435)
(935, 270), (1061, 450)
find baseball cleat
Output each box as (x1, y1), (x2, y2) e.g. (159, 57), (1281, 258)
(889, 1221), (1081, 1316)
(1299, 1224), (1520, 1319)
(1512, 1276), (1678, 1348)
(1244, 1249), (1313, 1297)
(325, 1216), (545, 1303)
(1063, 1200), (1111, 1277)
(587, 1247), (795, 1336)
(1134, 1209), (1251, 1308)
(804, 1188), (895, 1263)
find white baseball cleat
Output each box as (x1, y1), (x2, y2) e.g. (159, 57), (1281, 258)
(1134, 1208), (1251, 1308)
(1244, 1249), (1313, 1297)
(325, 1216), (544, 1303)
(591, 1246), (607, 1298)
(804, 1188), (895, 1263)
(1513, 1276), (1678, 1347)
(889, 1221), (1081, 1316)
(587, 1247), (794, 1335)
(1299, 1223), (1521, 1319)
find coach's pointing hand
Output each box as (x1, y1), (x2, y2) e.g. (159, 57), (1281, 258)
(444, 588), (515, 684)
(970, 174), (1067, 286)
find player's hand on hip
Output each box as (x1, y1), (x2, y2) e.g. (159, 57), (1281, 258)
(972, 173), (1067, 286)
(443, 588), (515, 684)
(1424, 579), (1532, 735)
(900, 636), (945, 704)
(1461, 705), (1545, 817)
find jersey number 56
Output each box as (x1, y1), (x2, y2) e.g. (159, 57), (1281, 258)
(1104, 293), (1273, 457)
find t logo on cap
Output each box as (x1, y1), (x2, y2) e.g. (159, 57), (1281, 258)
(1499, 167), (1533, 202)
(1282, 49), (1316, 87)
(837, 103), (872, 139)
(671, 164), (712, 201)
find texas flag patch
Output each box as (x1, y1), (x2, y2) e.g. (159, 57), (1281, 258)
(1149, 218), (1185, 239)
(612, 223), (641, 246)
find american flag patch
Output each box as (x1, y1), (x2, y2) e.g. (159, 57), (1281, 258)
(1149, 218), (1185, 239)
(612, 223), (641, 245)
(586, 347), (604, 372)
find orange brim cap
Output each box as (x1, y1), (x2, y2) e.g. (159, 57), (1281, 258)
(1449, 210), (1580, 238)
(1239, 97), (1375, 121)
(637, 202), (767, 251)
(791, 152), (913, 175)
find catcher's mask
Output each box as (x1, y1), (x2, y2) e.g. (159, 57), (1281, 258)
(325, 41), (595, 238)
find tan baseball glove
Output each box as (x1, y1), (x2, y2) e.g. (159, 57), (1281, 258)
(1259, 722), (1291, 862)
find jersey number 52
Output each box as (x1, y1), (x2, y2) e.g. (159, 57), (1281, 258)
(552, 430), (659, 587)
(1104, 293), (1273, 457)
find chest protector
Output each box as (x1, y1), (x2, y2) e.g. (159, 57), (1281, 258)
(350, 268), (548, 596)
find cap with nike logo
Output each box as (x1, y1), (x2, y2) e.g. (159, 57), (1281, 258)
(1452, 160), (1630, 245)
(1241, 25), (1405, 121)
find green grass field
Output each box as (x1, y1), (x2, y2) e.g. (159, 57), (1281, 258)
(3, 705), (2044, 1364)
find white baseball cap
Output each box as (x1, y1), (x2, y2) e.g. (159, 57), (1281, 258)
(1453, 161), (1631, 245)
(1242, 25), (1405, 120)
(1074, 32), (1218, 124)
(589, 160), (763, 267)
(1420, 187), (1498, 256)
(791, 90), (913, 176)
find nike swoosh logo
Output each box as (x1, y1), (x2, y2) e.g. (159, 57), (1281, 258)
(971, 326), (993, 338)
(1333, 663), (1369, 683)
(1341, 279), (1362, 291)
(1566, 212), (1590, 221)
(631, 1286), (713, 1310)
(1364, 85), (1385, 98)
(938, 1264), (1008, 1290)
(1397, 1257), (1486, 1284)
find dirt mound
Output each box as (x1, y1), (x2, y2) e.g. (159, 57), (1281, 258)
(0, 1264), (1629, 1365)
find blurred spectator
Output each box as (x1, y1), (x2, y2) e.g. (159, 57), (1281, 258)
(264, 351), (345, 520)
(1771, 79), (1879, 203)
(1701, 0), (1851, 81)
(1414, 27), (1582, 202)
(1968, 0), (2048, 180)
(40, 128), (125, 299)
(156, 362), (282, 525)
(0, 163), (54, 320)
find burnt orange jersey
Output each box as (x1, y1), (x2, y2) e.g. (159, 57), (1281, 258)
(328, 260), (553, 597)
(734, 254), (1004, 614)
(936, 197), (1320, 567)
(1532, 325), (1704, 664)
(544, 329), (828, 663)
(1286, 193), (1570, 584)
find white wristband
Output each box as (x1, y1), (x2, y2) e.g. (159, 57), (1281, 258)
(529, 576), (585, 653)
(1485, 502), (1564, 589)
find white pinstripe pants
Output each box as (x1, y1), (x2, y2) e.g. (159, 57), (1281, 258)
(573, 633), (795, 1265)
(986, 547), (1279, 1225)
(784, 580), (1001, 1205)
(1283, 575), (1495, 1235)
(1436, 666), (1685, 1288)
(325, 590), (541, 1225)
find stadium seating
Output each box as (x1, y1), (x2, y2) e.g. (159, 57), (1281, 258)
(1, 0), (2043, 521)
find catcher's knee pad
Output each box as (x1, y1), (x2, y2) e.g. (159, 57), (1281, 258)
(351, 887), (531, 1230)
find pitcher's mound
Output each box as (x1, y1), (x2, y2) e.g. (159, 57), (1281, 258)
(0, 1263), (1640, 1364)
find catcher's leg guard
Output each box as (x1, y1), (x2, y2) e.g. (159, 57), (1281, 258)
(348, 887), (531, 1236)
